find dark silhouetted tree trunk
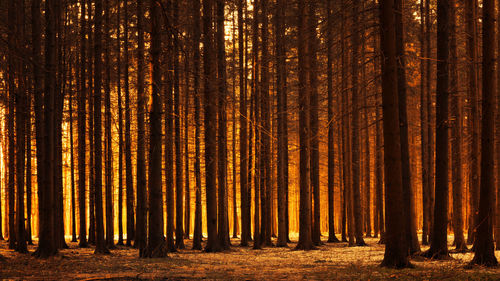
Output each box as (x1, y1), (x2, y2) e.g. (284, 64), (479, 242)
(295, 0), (314, 251)
(174, 0), (185, 250)
(7, 0), (17, 251)
(69, 68), (77, 243)
(469, 0), (498, 267)
(203, 0), (221, 252)
(379, 0), (410, 268)
(143, 0), (167, 258)
(238, 0), (250, 247)
(308, 0), (322, 247)
(34, 0), (57, 258)
(135, 0), (147, 254)
(124, 0), (135, 247)
(116, 0), (124, 246)
(276, 0), (288, 247)
(192, 0), (203, 251)
(350, 0), (366, 247)
(394, 0), (420, 255)
(424, 0), (450, 260)
(465, 0), (479, 246)
(93, 0), (110, 255)
(450, 0), (467, 252)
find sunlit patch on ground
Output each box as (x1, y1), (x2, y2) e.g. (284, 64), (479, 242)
(1, 237), (500, 280)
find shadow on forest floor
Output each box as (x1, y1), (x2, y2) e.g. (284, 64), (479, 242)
(1, 237), (500, 280)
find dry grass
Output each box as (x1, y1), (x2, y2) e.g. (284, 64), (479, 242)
(1, 237), (500, 280)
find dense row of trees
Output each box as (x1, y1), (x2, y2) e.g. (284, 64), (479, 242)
(0, 0), (499, 267)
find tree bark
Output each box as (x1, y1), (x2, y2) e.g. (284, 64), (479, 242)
(470, 0), (498, 267)
(379, 0), (410, 268)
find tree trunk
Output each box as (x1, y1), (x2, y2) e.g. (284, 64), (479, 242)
(34, 0), (57, 258)
(379, 0), (410, 268)
(143, 0), (167, 258)
(419, 0), (429, 247)
(88, 0), (96, 246)
(192, 0), (203, 251)
(276, 0), (289, 247)
(103, 0), (115, 250)
(7, 0), (17, 251)
(394, 0), (420, 255)
(450, 0), (467, 252)
(295, 0), (314, 251)
(203, 0), (221, 252)
(135, 0), (147, 255)
(350, 0), (366, 247)
(93, 0), (110, 255)
(470, 0), (498, 267)
(124, 0), (135, 247)
(173, 0), (185, 250)
(164, 0), (176, 253)
(308, 0), (322, 247)
(70, 66), (77, 243)
(465, 0), (479, 246)
(116, 0), (124, 246)
(184, 48), (191, 240)
(424, 0), (450, 260)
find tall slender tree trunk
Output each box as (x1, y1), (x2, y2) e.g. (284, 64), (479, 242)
(164, 0), (176, 253)
(192, 0), (203, 251)
(88, 0), (96, 245)
(173, 0), (185, 250)
(419, 0), (430, 246)
(470, 0), (498, 266)
(450, 0), (467, 252)
(70, 68), (77, 243)
(93, 0), (110, 255)
(350, 0), (366, 247)
(260, 0), (272, 247)
(104, 0), (115, 249)
(124, 0), (135, 247)
(135, 0), (147, 254)
(424, 0), (450, 259)
(203, 0), (221, 253)
(238, 0), (250, 247)
(251, 0), (261, 250)
(307, 0), (322, 247)
(295, 0), (314, 251)
(143, 0), (167, 258)
(7, 0), (17, 251)
(14, 0), (28, 254)
(34, 0), (57, 258)
(184, 48), (191, 240)
(276, 0), (289, 247)
(379, 0), (410, 268)
(394, 0), (420, 255)
(340, 0), (348, 243)
(465, 0), (479, 246)
(116, 0), (124, 246)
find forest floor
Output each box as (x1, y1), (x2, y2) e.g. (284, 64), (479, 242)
(1, 236), (500, 280)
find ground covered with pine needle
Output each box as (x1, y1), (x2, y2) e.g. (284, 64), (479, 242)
(1, 237), (500, 280)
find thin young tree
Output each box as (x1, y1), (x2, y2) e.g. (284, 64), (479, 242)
(379, 0), (410, 268)
(469, 0), (498, 267)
